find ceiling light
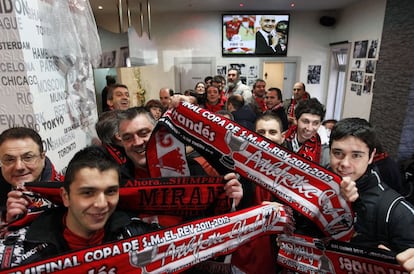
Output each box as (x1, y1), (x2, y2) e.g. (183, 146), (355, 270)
(98, 5), (103, 10)
(239, 3), (244, 7)
(290, 3), (295, 8)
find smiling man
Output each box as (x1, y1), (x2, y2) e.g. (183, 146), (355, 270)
(0, 146), (154, 268)
(0, 127), (62, 212)
(107, 83), (130, 111)
(331, 118), (414, 253)
(284, 97), (329, 166)
(255, 15), (286, 55)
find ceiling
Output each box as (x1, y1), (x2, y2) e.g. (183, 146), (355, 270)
(90, 0), (359, 33)
(90, 0), (359, 15)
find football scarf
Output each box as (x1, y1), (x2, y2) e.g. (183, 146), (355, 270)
(277, 234), (406, 273)
(22, 177), (231, 218)
(284, 125), (322, 164)
(3, 204), (294, 273)
(148, 102), (354, 241)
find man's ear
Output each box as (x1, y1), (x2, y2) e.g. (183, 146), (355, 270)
(60, 187), (70, 207)
(280, 135), (286, 145)
(368, 148), (376, 164)
(107, 99), (113, 108)
(114, 133), (122, 143)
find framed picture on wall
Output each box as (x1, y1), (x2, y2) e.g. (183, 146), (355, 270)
(217, 65), (227, 76)
(367, 39), (378, 59)
(366, 60), (376, 74)
(353, 40), (368, 58)
(100, 50), (117, 68)
(363, 75), (373, 94)
(307, 65), (321, 84)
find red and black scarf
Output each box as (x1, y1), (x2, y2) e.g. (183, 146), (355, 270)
(284, 125), (322, 164)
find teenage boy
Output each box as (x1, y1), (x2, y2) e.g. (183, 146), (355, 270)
(0, 146), (154, 268)
(332, 118), (414, 252)
(284, 97), (329, 166)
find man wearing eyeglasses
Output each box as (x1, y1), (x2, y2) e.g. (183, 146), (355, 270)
(0, 127), (63, 221)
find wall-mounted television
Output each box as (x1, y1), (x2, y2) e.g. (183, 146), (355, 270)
(222, 14), (290, 57)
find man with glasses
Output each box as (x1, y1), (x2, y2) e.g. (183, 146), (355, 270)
(0, 127), (63, 221)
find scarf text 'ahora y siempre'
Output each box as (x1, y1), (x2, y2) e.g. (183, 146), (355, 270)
(147, 102), (354, 241)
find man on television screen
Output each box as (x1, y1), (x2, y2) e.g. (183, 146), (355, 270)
(224, 15), (253, 41)
(255, 16), (287, 55)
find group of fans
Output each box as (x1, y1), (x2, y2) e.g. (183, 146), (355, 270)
(1, 70), (414, 273)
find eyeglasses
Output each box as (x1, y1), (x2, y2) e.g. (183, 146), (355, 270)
(0, 154), (41, 167)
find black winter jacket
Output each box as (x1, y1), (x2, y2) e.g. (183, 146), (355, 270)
(351, 167), (414, 252)
(0, 207), (156, 268)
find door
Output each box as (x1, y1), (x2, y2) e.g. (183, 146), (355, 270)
(174, 57), (215, 93)
(262, 59), (297, 101)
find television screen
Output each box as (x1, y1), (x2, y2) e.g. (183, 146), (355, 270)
(222, 14), (290, 56)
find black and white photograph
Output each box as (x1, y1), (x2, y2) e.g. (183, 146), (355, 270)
(351, 83), (362, 93)
(350, 70), (363, 83)
(100, 50), (117, 68)
(363, 75), (373, 94)
(118, 46), (129, 67)
(307, 65), (321, 84)
(217, 65), (227, 76)
(352, 59), (365, 69)
(353, 40), (369, 59)
(248, 65), (258, 78)
(365, 60), (376, 74)
(368, 39), (378, 59)
(229, 63), (246, 74)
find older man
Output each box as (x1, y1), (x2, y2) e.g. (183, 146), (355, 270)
(116, 107), (243, 205)
(284, 81), (310, 125)
(159, 87), (174, 109)
(0, 127), (62, 220)
(255, 15), (286, 55)
(226, 68), (252, 104)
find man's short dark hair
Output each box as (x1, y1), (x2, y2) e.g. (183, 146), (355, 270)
(212, 75), (224, 84)
(64, 146), (120, 192)
(227, 95), (244, 110)
(295, 98), (325, 121)
(329, 117), (377, 155)
(0, 127), (44, 153)
(256, 112), (284, 133)
(253, 79), (266, 89)
(117, 106), (156, 128)
(96, 110), (120, 145)
(107, 84), (128, 100)
(267, 87), (283, 101)
(106, 75), (116, 86)
(204, 76), (213, 83)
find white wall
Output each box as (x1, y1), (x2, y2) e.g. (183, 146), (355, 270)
(98, 0), (387, 118)
(332, 0), (387, 119)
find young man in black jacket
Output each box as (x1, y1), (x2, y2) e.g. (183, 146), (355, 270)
(333, 118), (414, 252)
(0, 146), (155, 268)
